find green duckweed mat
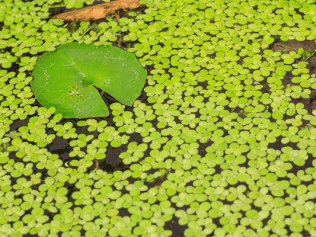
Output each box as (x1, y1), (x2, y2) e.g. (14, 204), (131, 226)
(1, 0), (316, 236)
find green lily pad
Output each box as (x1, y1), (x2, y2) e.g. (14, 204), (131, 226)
(31, 42), (147, 118)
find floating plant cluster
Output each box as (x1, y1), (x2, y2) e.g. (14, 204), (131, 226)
(0, 0), (316, 236)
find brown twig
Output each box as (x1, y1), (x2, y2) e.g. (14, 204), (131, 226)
(52, 0), (140, 21)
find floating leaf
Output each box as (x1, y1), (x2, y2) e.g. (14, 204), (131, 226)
(31, 42), (147, 118)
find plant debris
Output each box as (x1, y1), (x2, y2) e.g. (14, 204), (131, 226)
(271, 40), (316, 53)
(52, 0), (140, 21)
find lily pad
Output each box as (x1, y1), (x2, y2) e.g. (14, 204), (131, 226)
(31, 42), (147, 118)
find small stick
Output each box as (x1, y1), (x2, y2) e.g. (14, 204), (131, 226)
(118, 32), (122, 47)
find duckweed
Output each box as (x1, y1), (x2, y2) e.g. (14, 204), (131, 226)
(1, 0), (316, 236)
